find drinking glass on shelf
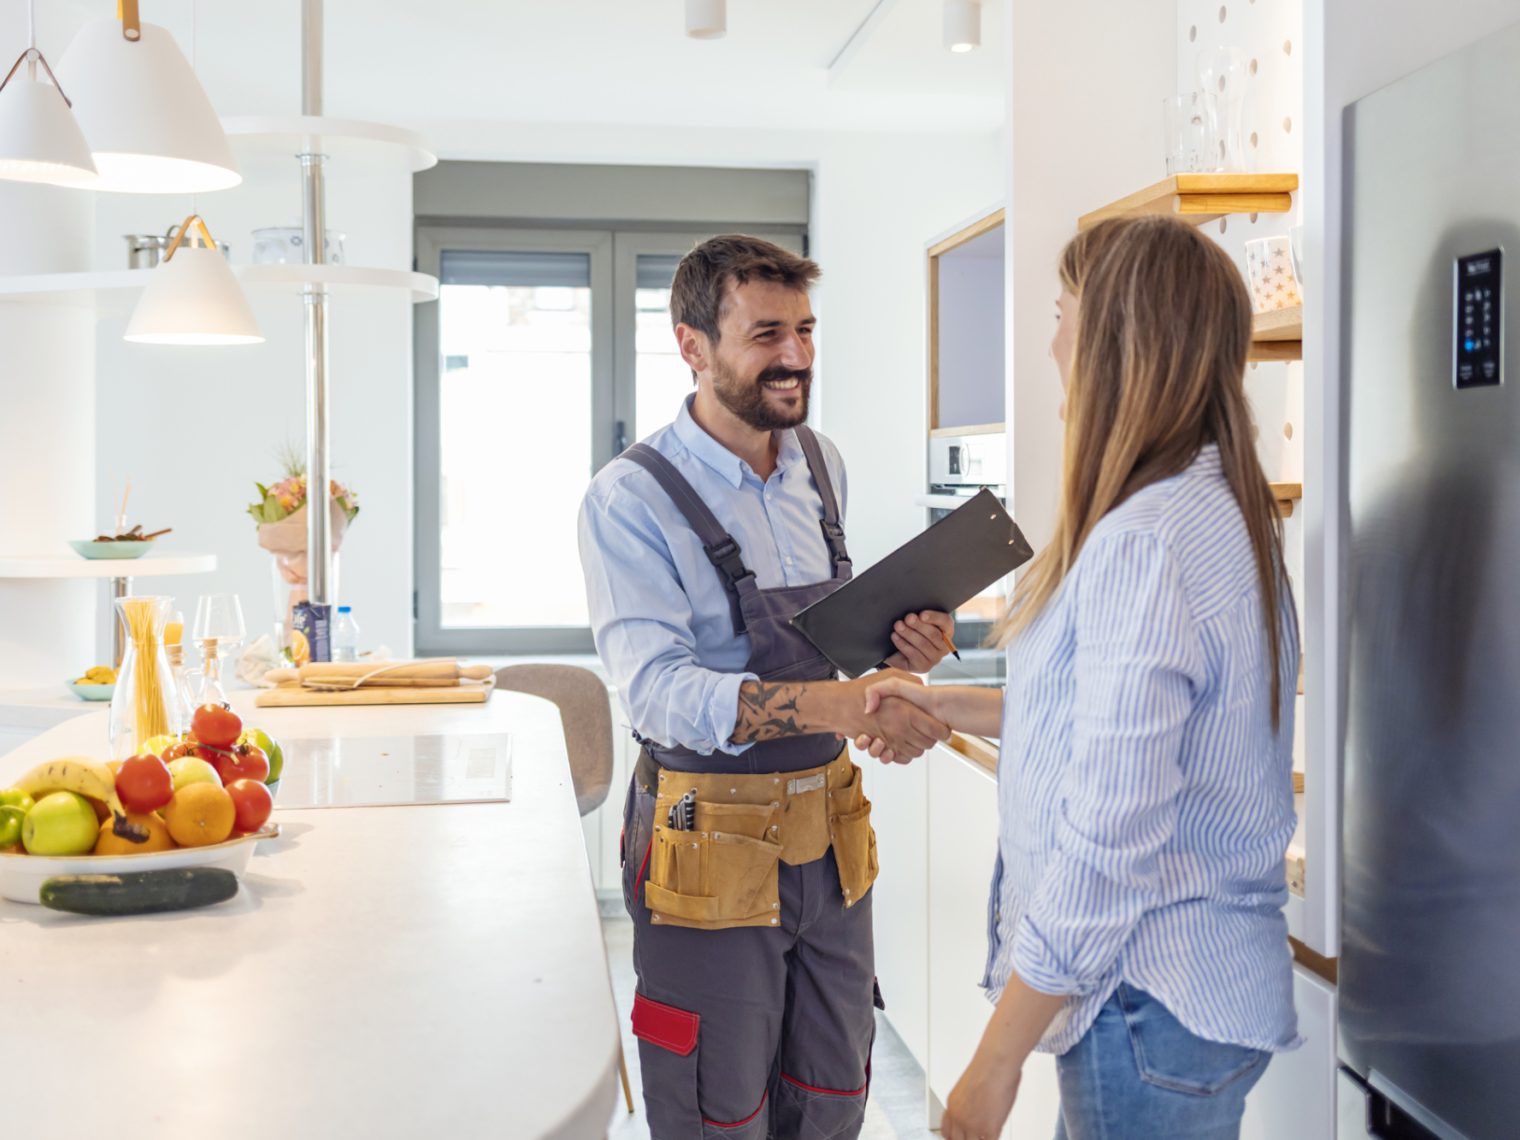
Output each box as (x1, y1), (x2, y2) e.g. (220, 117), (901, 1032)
(192, 593), (246, 705)
(1163, 91), (1211, 176)
(1197, 47), (1250, 173)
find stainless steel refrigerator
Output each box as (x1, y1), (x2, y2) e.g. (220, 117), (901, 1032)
(1341, 23), (1520, 1140)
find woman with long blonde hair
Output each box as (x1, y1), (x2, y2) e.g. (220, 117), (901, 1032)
(862, 215), (1301, 1139)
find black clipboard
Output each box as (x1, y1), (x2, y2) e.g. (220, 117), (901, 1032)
(790, 489), (1034, 677)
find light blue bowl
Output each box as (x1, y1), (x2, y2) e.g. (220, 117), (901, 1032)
(67, 680), (115, 702)
(69, 540), (154, 560)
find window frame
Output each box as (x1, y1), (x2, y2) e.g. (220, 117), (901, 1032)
(414, 225), (613, 656)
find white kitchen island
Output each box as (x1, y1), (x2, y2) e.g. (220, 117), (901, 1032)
(0, 691), (619, 1140)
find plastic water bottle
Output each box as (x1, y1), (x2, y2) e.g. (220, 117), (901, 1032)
(332, 606), (360, 662)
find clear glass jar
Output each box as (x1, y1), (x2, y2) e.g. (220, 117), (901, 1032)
(108, 596), (185, 759)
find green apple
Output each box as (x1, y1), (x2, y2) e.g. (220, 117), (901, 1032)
(238, 727), (284, 784)
(0, 788), (34, 813)
(167, 756), (220, 792)
(141, 733), (183, 757)
(0, 804), (24, 848)
(21, 791), (98, 856)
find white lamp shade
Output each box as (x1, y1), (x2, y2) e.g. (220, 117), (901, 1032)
(125, 246), (263, 346)
(943, 0), (981, 52)
(0, 73), (98, 188)
(56, 18), (239, 194)
(686, 0), (726, 39)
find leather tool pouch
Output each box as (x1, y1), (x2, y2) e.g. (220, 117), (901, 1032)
(644, 753), (878, 930)
(826, 762), (879, 909)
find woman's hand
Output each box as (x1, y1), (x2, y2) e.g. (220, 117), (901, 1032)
(939, 1049), (1021, 1140)
(883, 610), (955, 673)
(855, 678), (944, 763)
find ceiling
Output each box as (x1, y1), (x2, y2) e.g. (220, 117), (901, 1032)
(12, 0), (1004, 137)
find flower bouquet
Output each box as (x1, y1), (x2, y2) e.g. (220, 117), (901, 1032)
(248, 447), (359, 659)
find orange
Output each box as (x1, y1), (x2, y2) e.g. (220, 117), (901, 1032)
(289, 629), (311, 666)
(162, 782), (235, 848)
(94, 811), (175, 855)
(88, 796), (110, 824)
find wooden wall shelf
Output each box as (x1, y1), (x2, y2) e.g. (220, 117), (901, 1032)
(1271, 482), (1303, 518)
(1249, 305), (1303, 362)
(1078, 174), (1298, 231)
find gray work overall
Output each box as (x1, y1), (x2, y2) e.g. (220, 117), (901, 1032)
(618, 425), (880, 1139)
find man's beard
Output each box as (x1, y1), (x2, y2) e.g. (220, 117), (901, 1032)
(711, 357), (813, 431)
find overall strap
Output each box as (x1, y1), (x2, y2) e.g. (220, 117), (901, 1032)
(622, 443), (753, 636)
(793, 424), (852, 578)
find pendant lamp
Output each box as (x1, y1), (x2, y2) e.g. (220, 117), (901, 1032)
(56, 0), (239, 194)
(0, 0), (97, 186)
(125, 215), (263, 346)
(943, 0), (980, 53)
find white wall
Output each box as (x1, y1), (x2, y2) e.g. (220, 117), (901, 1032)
(0, 182), (98, 689)
(1006, 0), (1176, 553)
(811, 133), (1003, 566)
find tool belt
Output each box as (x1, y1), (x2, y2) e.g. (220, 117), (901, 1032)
(642, 749), (879, 931)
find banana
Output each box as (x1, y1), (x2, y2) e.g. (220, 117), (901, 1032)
(13, 756), (148, 843)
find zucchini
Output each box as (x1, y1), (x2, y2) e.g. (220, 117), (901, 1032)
(39, 867), (239, 915)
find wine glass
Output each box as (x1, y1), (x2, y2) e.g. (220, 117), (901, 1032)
(192, 593), (246, 704)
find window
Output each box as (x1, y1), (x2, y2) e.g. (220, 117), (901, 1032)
(415, 226), (805, 654)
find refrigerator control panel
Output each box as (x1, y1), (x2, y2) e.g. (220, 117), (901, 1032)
(1454, 248), (1503, 389)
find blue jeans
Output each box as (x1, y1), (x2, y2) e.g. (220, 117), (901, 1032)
(1053, 985), (1270, 1140)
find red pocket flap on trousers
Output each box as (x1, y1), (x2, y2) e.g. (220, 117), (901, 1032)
(632, 992), (699, 1057)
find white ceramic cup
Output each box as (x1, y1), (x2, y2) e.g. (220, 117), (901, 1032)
(1244, 235), (1302, 313)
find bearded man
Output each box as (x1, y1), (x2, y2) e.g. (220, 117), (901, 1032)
(578, 234), (955, 1138)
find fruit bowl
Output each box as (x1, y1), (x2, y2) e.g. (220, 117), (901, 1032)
(66, 680), (115, 702)
(0, 824), (279, 905)
(69, 540), (154, 560)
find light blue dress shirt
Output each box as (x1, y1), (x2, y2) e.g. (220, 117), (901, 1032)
(578, 397), (847, 755)
(986, 445), (1302, 1054)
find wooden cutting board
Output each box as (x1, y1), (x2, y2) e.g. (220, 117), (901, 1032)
(254, 681), (494, 708)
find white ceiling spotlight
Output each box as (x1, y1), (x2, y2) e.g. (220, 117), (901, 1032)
(0, 0), (97, 187)
(685, 0), (726, 40)
(55, 0), (240, 193)
(943, 0), (981, 53)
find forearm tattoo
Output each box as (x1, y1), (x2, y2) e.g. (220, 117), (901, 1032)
(733, 680), (810, 742)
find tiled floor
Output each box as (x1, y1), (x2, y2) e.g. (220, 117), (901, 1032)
(601, 911), (935, 1139)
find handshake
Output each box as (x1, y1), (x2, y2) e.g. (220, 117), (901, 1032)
(836, 670), (952, 765)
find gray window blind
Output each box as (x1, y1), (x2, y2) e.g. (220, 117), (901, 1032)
(440, 249), (591, 288)
(635, 254), (682, 290)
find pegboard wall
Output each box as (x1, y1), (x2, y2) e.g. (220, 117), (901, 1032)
(1177, 0), (1306, 625)
(1179, 0), (1306, 768)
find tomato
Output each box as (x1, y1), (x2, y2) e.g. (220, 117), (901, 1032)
(214, 743), (269, 786)
(191, 703), (242, 750)
(162, 741), (196, 761)
(115, 753), (174, 813)
(226, 779), (273, 834)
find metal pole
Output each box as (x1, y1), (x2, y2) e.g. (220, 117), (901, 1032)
(300, 0), (332, 607)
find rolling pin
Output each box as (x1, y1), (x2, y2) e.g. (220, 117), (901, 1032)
(266, 660), (495, 689)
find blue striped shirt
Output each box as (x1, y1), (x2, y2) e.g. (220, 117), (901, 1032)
(578, 396), (847, 754)
(985, 445), (1302, 1054)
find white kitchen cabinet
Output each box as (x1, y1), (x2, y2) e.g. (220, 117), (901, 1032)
(855, 743), (931, 1070)
(927, 743), (1061, 1137)
(1242, 964), (1338, 1140)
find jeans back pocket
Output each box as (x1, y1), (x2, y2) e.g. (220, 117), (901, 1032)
(1118, 985), (1268, 1097)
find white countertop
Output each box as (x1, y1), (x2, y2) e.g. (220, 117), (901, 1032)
(0, 691), (618, 1140)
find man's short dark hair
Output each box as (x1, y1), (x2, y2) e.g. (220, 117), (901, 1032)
(670, 234), (821, 343)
